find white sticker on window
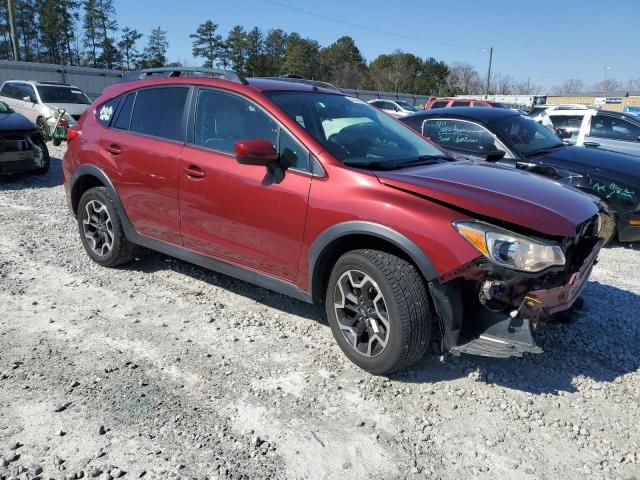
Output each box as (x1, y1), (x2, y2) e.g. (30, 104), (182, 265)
(345, 96), (367, 104)
(99, 105), (113, 122)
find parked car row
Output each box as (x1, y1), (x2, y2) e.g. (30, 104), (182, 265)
(399, 107), (640, 244)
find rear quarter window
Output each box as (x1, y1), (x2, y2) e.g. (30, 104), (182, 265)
(96, 96), (121, 127)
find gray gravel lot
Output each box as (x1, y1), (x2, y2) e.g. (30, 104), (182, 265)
(0, 145), (639, 480)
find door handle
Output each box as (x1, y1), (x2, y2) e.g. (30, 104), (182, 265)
(583, 141), (600, 148)
(182, 165), (206, 179)
(105, 144), (122, 155)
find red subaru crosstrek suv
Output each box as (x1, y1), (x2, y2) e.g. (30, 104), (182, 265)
(63, 68), (604, 374)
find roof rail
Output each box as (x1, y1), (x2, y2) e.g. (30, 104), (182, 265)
(122, 67), (248, 85)
(33, 80), (72, 86)
(258, 76), (342, 92)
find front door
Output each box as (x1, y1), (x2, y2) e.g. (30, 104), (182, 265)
(179, 88), (312, 282)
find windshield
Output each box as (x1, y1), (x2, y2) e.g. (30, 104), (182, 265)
(36, 86), (91, 105)
(265, 92), (445, 166)
(396, 101), (418, 111)
(0, 100), (12, 113)
(491, 114), (564, 155)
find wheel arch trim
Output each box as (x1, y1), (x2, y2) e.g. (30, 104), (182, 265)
(308, 221), (439, 302)
(70, 165), (133, 229)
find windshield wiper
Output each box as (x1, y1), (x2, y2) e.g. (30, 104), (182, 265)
(343, 155), (453, 171)
(524, 144), (565, 156)
(342, 159), (395, 170)
(390, 155), (453, 168)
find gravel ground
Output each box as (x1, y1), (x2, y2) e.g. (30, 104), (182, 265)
(1, 145), (639, 480)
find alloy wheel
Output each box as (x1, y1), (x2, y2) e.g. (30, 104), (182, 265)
(333, 270), (390, 357)
(82, 200), (114, 256)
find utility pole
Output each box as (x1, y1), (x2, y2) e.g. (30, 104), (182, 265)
(7, 0), (20, 61)
(485, 47), (493, 98)
(603, 66), (612, 91)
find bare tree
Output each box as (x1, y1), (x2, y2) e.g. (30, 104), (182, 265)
(447, 62), (482, 94)
(490, 73), (515, 95)
(554, 78), (585, 94)
(626, 78), (640, 92)
(593, 78), (622, 92)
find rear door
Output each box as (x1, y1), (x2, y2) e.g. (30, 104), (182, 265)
(178, 87), (312, 281)
(583, 113), (640, 157)
(96, 86), (190, 245)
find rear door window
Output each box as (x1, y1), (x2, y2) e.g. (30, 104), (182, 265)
(430, 101), (447, 109)
(451, 101), (471, 107)
(113, 93), (135, 130)
(130, 87), (189, 141)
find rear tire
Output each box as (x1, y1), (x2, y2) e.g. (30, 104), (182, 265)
(77, 187), (137, 267)
(325, 249), (434, 375)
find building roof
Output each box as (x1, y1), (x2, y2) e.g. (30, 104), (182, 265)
(549, 91), (640, 97)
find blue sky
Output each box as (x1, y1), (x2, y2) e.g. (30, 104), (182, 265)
(112, 0), (639, 89)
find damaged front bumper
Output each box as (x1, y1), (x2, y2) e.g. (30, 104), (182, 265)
(434, 236), (604, 359)
(0, 133), (46, 175)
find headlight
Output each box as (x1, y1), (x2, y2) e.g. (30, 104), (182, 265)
(453, 220), (565, 272)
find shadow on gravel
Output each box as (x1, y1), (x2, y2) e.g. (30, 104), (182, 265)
(0, 157), (63, 190)
(125, 252), (326, 323)
(394, 281), (640, 395)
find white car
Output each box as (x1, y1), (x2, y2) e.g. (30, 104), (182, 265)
(367, 99), (419, 118)
(546, 108), (640, 157)
(0, 80), (91, 141)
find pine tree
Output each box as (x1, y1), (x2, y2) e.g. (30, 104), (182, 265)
(118, 27), (143, 70)
(190, 20), (223, 68)
(225, 26), (248, 75)
(142, 26), (168, 68)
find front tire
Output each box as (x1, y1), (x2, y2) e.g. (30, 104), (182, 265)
(599, 208), (617, 246)
(77, 187), (136, 267)
(31, 141), (50, 175)
(325, 249), (434, 374)
(36, 117), (49, 142)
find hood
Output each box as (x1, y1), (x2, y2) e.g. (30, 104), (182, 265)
(536, 146), (640, 185)
(376, 160), (599, 237)
(45, 103), (89, 116)
(0, 111), (36, 132)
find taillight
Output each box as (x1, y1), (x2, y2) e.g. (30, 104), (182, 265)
(67, 124), (81, 142)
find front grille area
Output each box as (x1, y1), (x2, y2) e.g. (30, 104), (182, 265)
(0, 134), (30, 153)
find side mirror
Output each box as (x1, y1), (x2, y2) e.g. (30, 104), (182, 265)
(477, 145), (506, 162)
(235, 139), (278, 166)
(556, 128), (572, 139)
(22, 95), (34, 103)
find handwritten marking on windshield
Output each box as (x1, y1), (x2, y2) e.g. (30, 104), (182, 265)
(592, 182), (635, 200)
